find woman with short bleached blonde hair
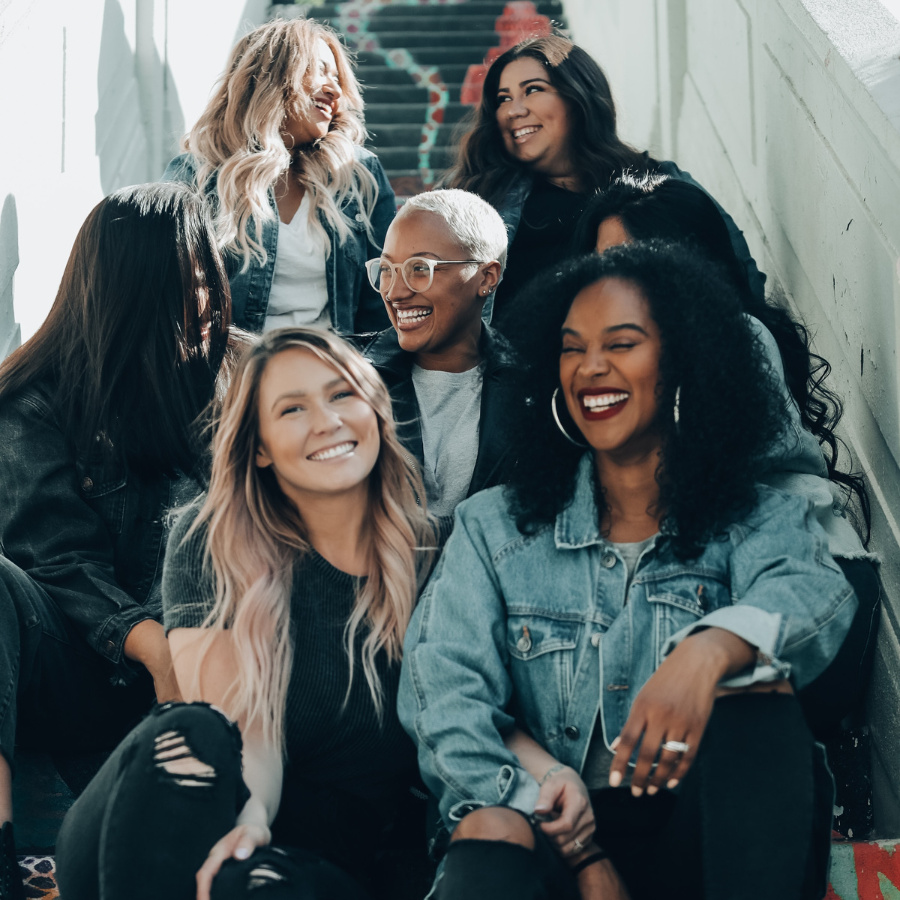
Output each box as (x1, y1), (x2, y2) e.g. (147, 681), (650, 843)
(56, 328), (436, 900)
(164, 18), (396, 335)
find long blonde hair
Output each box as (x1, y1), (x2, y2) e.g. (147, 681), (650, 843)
(185, 328), (434, 749)
(184, 19), (379, 272)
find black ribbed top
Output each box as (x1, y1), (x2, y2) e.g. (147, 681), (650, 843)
(162, 504), (417, 841)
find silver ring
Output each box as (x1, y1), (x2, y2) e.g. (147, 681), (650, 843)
(662, 740), (690, 754)
(572, 838), (584, 853)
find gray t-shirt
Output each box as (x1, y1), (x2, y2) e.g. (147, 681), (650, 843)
(411, 363), (484, 518)
(581, 536), (656, 790)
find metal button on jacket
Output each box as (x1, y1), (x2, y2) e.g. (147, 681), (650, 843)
(564, 725), (580, 740)
(355, 212), (364, 222)
(601, 552), (617, 568)
(81, 476), (94, 492)
(516, 626), (532, 653)
(591, 633), (602, 648)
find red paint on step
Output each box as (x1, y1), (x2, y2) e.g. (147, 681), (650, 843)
(853, 841), (900, 896)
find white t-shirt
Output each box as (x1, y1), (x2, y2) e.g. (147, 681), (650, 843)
(411, 363), (484, 518)
(264, 192), (331, 331)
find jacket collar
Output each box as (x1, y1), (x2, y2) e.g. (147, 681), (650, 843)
(361, 322), (517, 379)
(554, 454), (605, 550)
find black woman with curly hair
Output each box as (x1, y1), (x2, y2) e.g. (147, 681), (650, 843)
(398, 244), (854, 900)
(573, 174), (879, 739)
(446, 35), (764, 336)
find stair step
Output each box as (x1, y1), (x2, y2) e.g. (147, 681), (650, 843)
(323, 17), (504, 34)
(371, 145), (457, 169)
(364, 102), (473, 125)
(359, 63), (472, 85)
(358, 47), (494, 65)
(362, 83), (468, 103)
(350, 29), (503, 47)
(310, 1), (564, 19)
(366, 122), (459, 147)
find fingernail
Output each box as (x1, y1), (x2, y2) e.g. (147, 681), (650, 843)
(608, 770), (622, 788)
(646, 785), (658, 796)
(235, 847), (250, 860)
(631, 786), (643, 798)
(610, 737), (620, 750)
(534, 804), (548, 813)
(667, 778), (679, 790)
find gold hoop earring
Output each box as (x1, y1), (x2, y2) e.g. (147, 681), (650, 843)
(551, 388), (589, 448)
(281, 131), (296, 151)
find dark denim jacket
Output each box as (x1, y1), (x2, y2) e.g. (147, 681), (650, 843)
(162, 147), (396, 334)
(0, 381), (202, 681)
(488, 159), (766, 321)
(354, 324), (522, 498)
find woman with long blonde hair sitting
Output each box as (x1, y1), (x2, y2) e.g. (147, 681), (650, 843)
(164, 19), (396, 334)
(55, 329), (435, 900)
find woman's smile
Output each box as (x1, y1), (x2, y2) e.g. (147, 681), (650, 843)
(578, 388), (630, 420)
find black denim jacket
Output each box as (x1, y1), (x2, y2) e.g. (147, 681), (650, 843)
(354, 324), (523, 499)
(0, 380), (203, 682)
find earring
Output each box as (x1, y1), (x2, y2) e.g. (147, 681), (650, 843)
(673, 385), (681, 428)
(281, 131), (296, 151)
(551, 388), (589, 448)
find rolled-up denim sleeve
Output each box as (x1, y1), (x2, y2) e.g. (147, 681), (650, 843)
(661, 488), (857, 689)
(398, 508), (540, 828)
(0, 395), (152, 668)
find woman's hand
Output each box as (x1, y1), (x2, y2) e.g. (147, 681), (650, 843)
(195, 822), (271, 900)
(534, 765), (596, 857)
(123, 619), (183, 703)
(609, 628), (756, 796)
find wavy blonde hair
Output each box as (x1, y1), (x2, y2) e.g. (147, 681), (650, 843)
(184, 19), (379, 272)
(184, 328), (434, 749)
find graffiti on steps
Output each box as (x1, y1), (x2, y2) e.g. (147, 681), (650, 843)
(460, 1), (553, 106)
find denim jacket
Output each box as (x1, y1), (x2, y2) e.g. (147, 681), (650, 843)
(398, 456), (856, 828)
(162, 147), (395, 334)
(488, 159), (766, 321)
(0, 381), (202, 682)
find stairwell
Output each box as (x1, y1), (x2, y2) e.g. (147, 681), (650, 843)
(276, 0), (567, 199)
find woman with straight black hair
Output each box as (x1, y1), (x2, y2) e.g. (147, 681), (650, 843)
(447, 35), (764, 334)
(0, 182), (232, 899)
(572, 174), (879, 739)
(399, 245), (852, 900)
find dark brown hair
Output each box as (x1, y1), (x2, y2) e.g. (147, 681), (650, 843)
(0, 182), (232, 476)
(447, 36), (655, 204)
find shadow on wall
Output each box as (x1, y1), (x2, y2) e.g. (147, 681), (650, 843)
(0, 194), (22, 360)
(96, 0), (185, 194)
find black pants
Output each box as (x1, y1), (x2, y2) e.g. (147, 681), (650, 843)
(0, 556), (153, 770)
(435, 694), (834, 900)
(798, 557), (881, 737)
(56, 703), (380, 900)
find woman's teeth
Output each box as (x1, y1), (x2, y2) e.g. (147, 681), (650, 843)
(582, 392), (629, 409)
(308, 441), (355, 461)
(396, 308), (432, 323)
(313, 100), (332, 115)
(513, 126), (540, 142)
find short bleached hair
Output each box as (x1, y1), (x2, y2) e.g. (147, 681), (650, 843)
(398, 189), (509, 275)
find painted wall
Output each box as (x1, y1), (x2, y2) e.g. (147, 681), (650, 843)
(565, 0), (900, 833)
(0, 0), (269, 351)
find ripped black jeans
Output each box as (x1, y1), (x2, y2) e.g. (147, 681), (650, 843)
(55, 703), (373, 900)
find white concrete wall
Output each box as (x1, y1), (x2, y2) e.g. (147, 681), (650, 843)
(0, 0), (269, 349)
(567, 0), (900, 833)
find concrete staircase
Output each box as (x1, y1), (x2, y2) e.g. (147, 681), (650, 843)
(283, 0), (566, 198)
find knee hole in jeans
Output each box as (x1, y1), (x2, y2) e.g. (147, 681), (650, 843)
(153, 730), (217, 788)
(247, 861), (288, 891)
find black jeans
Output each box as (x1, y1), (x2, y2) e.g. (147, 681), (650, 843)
(435, 694), (833, 900)
(0, 556), (153, 770)
(798, 557), (881, 737)
(56, 703), (385, 900)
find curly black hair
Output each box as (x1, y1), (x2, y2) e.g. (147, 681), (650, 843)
(505, 242), (790, 560)
(572, 174), (870, 542)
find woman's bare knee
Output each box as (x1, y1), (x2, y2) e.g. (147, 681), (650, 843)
(451, 807), (535, 849)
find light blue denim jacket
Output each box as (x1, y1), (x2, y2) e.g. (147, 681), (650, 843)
(398, 458), (856, 829)
(162, 148), (395, 333)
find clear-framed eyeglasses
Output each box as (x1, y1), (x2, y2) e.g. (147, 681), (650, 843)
(365, 256), (486, 294)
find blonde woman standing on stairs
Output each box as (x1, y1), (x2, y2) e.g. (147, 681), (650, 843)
(56, 328), (437, 900)
(165, 19), (397, 335)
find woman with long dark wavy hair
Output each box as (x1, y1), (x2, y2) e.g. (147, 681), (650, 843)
(164, 18), (396, 335)
(0, 183), (232, 898)
(399, 244), (853, 900)
(447, 35), (763, 335)
(572, 174), (879, 738)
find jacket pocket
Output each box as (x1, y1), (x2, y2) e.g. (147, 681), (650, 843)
(76, 455), (127, 535)
(507, 613), (580, 742)
(646, 576), (728, 664)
